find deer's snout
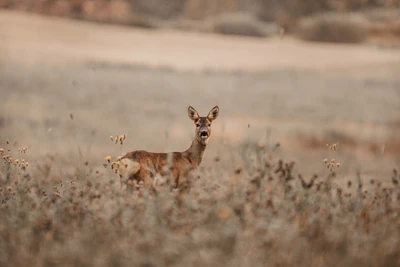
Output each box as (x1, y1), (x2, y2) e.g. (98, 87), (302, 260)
(199, 130), (209, 138)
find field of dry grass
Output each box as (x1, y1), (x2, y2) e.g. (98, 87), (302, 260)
(1, 11), (400, 267)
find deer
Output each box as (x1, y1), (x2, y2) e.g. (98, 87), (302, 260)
(118, 105), (219, 191)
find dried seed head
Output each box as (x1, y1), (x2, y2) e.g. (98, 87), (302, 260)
(218, 206), (233, 219)
(0, 148), (4, 154)
(323, 158), (328, 164)
(336, 163), (340, 167)
(111, 162), (120, 170)
(234, 165), (243, 174)
(258, 142), (265, 149)
(110, 136), (114, 141)
(331, 159), (335, 163)
(117, 156), (122, 162)
(105, 156), (111, 163)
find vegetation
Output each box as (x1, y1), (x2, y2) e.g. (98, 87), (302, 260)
(1, 138), (399, 267)
(296, 13), (367, 43)
(1, 0), (399, 41)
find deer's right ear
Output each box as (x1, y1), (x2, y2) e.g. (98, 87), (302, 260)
(188, 106), (200, 121)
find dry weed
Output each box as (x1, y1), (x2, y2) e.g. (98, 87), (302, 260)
(1, 138), (399, 266)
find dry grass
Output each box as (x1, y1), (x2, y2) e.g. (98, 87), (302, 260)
(1, 138), (400, 267)
(296, 13), (368, 43)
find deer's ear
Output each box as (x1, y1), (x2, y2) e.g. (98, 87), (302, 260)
(188, 106), (200, 121)
(207, 106), (219, 121)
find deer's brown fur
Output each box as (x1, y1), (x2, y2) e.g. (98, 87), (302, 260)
(118, 106), (219, 190)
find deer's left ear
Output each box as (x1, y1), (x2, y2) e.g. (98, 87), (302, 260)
(207, 106), (219, 121)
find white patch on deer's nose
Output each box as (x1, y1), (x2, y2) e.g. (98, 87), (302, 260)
(199, 130), (209, 139)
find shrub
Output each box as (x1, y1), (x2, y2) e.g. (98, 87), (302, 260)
(296, 12), (368, 43)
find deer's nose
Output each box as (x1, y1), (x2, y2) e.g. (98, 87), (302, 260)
(200, 131), (208, 137)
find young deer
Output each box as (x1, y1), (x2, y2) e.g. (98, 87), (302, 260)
(118, 106), (219, 190)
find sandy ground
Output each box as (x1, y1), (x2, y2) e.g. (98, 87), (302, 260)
(0, 10), (399, 178)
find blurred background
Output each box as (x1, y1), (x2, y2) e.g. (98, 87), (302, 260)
(0, 0), (399, 178)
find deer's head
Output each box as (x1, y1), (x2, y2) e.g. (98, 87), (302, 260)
(188, 106), (219, 145)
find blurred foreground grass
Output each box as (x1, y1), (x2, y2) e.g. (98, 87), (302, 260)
(1, 140), (400, 267)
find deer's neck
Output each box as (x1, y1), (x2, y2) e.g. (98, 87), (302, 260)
(186, 139), (207, 168)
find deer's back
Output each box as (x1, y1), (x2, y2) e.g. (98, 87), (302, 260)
(122, 150), (194, 175)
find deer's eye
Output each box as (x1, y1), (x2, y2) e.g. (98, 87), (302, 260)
(196, 124), (200, 127)
(207, 124), (211, 127)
